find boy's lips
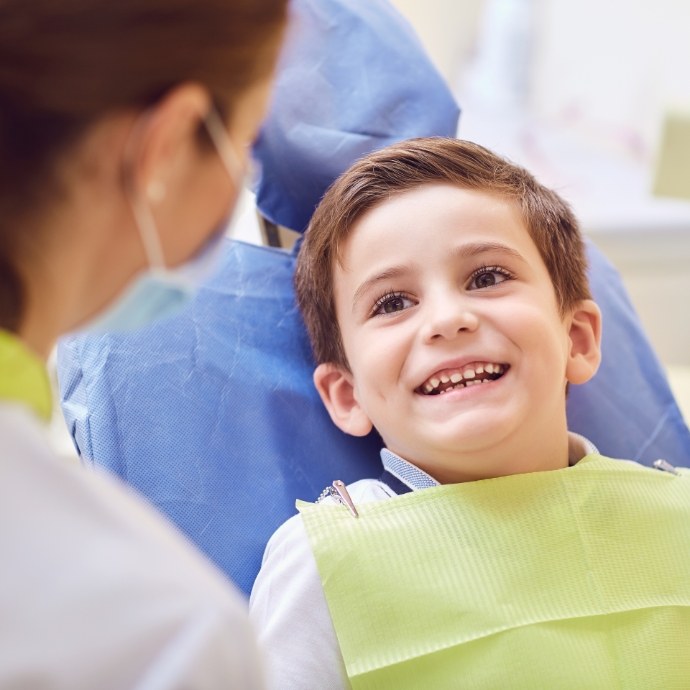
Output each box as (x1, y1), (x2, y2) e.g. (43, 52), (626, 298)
(415, 361), (510, 395)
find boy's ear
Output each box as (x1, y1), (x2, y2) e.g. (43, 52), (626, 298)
(313, 363), (374, 437)
(565, 299), (603, 385)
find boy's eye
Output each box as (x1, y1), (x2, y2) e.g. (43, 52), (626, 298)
(372, 292), (415, 316)
(467, 266), (513, 290)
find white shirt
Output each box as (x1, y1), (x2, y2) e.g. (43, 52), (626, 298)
(1, 402), (265, 689)
(249, 433), (598, 690)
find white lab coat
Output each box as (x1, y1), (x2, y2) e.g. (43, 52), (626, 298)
(0, 402), (265, 689)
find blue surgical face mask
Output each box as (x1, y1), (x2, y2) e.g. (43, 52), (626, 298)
(81, 107), (244, 334)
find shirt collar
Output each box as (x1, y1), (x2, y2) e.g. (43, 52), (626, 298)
(568, 432), (598, 464)
(380, 448), (439, 491)
(380, 432), (599, 492)
(0, 330), (52, 422)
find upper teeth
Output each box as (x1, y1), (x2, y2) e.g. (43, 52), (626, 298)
(420, 363), (505, 394)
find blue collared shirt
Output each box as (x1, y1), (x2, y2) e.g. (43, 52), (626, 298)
(380, 432), (599, 493)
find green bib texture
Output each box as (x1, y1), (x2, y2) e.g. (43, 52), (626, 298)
(298, 455), (690, 689)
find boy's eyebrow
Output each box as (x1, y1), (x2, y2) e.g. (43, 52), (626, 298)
(352, 265), (410, 310)
(450, 241), (526, 262)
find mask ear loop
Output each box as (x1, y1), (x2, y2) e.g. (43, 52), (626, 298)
(203, 106), (246, 188)
(121, 111), (168, 272)
(122, 105), (245, 274)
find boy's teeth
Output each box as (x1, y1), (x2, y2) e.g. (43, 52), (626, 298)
(419, 362), (507, 395)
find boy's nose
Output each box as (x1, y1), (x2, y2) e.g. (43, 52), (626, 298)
(422, 298), (479, 342)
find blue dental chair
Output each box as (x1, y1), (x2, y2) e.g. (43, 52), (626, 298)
(57, 0), (690, 597)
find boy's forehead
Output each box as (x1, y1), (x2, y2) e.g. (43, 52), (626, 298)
(330, 183), (560, 309)
(337, 184), (529, 263)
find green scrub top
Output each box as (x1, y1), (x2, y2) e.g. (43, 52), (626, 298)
(0, 330), (52, 421)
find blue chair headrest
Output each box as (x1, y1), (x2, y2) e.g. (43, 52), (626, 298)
(252, 0), (460, 232)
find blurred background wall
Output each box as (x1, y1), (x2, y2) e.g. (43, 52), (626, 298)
(390, 0), (690, 378)
(391, 0), (690, 154)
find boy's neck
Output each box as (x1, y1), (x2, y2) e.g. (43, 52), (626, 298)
(381, 433), (598, 490)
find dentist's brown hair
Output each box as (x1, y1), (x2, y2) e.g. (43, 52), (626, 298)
(0, 0), (287, 331)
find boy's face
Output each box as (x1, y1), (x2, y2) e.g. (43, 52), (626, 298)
(315, 184), (601, 483)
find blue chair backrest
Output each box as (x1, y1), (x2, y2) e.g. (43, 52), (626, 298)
(57, 237), (690, 596)
(58, 240), (383, 596)
(57, 0), (690, 596)
(569, 247), (690, 462)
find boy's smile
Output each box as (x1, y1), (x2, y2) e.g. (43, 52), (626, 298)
(416, 361), (508, 395)
(316, 183), (600, 484)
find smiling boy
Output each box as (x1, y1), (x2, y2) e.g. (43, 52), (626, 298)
(250, 138), (690, 689)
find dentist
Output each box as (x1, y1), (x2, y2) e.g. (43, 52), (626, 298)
(0, 1), (287, 687)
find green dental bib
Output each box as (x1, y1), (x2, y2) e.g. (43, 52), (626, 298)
(298, 455), (690, 689)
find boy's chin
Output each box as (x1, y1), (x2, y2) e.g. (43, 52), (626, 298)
(421, 405), (520, 443)
(415, 415), (525, 460)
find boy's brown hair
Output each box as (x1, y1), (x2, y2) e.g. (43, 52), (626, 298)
(295, 136), (591, 369)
